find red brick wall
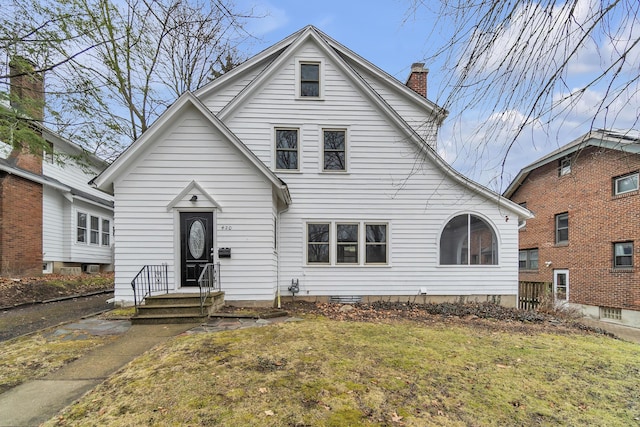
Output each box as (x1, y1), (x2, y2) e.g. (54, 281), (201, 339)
(0, 173), (43, 275)
(510, 146), (640, 310)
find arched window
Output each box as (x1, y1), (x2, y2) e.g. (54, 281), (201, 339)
(440, 214), (498, 265)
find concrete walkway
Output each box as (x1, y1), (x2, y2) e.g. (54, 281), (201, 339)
(0, 315), (299, 427)
(0, 314), (636, 426)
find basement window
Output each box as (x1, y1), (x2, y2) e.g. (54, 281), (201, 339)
(600, 306), (622, 320)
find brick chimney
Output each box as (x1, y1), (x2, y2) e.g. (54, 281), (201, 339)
(0, 57), (44, 275)
(7, 57), (44, 175)
(406, 62), (428, 98)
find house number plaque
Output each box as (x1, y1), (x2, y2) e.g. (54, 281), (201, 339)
(220, 225), (232, 231)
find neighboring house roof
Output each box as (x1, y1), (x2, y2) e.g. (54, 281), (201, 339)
(95, 25), (529, 220)
(504, 129), (640, 198)
(0, 157), (114, 209)
(92, 92), (292, 205)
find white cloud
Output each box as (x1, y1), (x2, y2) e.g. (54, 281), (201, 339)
(242, 1), (289, 38)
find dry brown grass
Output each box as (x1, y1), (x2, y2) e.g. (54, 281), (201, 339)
(0, 330), (118, 393)
(45, 317), (640, 426)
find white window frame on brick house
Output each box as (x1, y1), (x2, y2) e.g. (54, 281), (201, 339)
(613, 241), (633, 269)
(559, 157), (571, 176)
(555, 212), (569, 244)
(613, 172), (639, 195)
(274, 128), (299, 171)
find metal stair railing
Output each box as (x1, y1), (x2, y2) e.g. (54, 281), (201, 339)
(131, 264), (169, 312)
(197, 262), (220, 315)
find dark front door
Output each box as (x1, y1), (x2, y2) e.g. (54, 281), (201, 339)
(180, 212), (213, 287)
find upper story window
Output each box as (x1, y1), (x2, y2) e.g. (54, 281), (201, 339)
(559, 157), (571, 176)
(323, 129), (346, 171)
(440, 214), (498, 265)
(275, 128), (299, 171)
(613, 241), (633, 268)
(519, 248), (538, 270)
(613, 172), (639, 195)
(555, 212), (569, 244)
(300, 63), (320, 97)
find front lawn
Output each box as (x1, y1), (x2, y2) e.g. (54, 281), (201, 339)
(46, 316), (640, 426)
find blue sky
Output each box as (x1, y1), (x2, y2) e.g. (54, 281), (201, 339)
(236, 1), (640, 191)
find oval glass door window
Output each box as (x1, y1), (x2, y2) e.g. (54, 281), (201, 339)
(188, 220), (206, 259)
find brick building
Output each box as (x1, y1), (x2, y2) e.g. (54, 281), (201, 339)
(504, 129), (640, 326)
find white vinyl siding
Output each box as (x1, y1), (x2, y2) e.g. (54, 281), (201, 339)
(220, 39), (519, 298)
(109, 35), (522, 303)
(112, 110), (277, 302)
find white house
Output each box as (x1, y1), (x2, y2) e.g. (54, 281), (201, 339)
(0, 129), (114, 274)
(93, 26), (530, 306)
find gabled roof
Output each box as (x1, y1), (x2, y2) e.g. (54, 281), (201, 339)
(195, 25), (527, 218)
(503, 129), (640, 198)
(92, 92), (291, 205)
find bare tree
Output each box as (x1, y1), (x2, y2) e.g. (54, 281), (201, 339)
(408, 0), (640, 186)
(0, 0), (252, 161)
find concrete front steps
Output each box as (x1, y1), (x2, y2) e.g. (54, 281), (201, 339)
(131, 292), (224, 325)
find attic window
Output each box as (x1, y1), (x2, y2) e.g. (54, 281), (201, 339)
(559, 157), (571, 176)
(300, 63), (320, 97)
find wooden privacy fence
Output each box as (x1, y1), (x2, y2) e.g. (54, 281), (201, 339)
(518, 281), (552, 310)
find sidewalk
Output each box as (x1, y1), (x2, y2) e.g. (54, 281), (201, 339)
(0, 314), (298, 427)
(0, 314), (636, 426)
(579, 317), (640, 345)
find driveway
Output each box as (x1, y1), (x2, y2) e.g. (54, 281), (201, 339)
(0, 292), (114, 341)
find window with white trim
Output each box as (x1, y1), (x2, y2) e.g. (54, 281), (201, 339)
(559, 157), (571, 176)
(90, 216), (99, 244)
(613, 241), (633, 268)
(365, 223), (387, 264)
(336, 223), (358, 264)
(275, 128), (299, 170)
(440, 214), (498, 265)
(77, 211), (111, 246)
(323, 129), (346, 171)
(305, 221), (389, 266)
(102, 219), (110, 246)
(77, 212), (87, 243)
(519, 248), (538, 270)
(307, 223), (330, 264)
(300, 62), (320, 97)
(613, 172), (639, 195)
